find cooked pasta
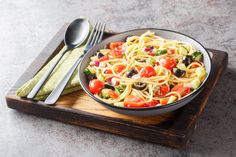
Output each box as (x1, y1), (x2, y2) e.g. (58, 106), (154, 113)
(83, 31), (207, 108)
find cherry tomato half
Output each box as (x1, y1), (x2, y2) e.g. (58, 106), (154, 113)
(109, 90), (119, 99)
(89, 79), (104, 94)
(114, 65), (126, 73)
(160, 57), (177, 70)
(111, 48), (123, 58)
(155, 85), (169, 97)
(98, 55), (109, 62)
(104, 69), (112, 74)
(109, 42), (124, 50)
(160, 99), (168, 105)
(145, 100), (159, 107)
(124, 95), (146, 108)
(167, 47), (176, 54)
(140, 66), (156, 78)
(171, 83), (190, 97)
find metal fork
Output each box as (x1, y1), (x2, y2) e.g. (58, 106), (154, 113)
(44, 22), (106, 105)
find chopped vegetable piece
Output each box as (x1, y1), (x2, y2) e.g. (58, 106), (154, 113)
(115, 85), (126, 94)
(155, 85), (169, 96)
(154, 49), (167, 56)
(195, 67), (206, 80)
(104, 84), (115, 90)
(160, 98), (168, 105)
(144, 46), (154, 52)
(167, 48), (175, 54)
(114, 65), (126, 73)
(97, 73), (105, 81)
(167, 96), (177, 103)
(109, 42), (124, 50)
(109, 90), (119, 99)
(83, 68), (92, 75)
(101, 88), (110, 98)
(146, 57), (155, 66)
(171, 83), (191, 97)
(89, 79), (104, 94)
(160, 57), (177, 70)
(124, 95), (146, 108)
(140, 66), (156, 77)
(178, 46), (188, 55)
(104, 69), (112, 74)
(109, 42), (124, 58)
(98, 55), (109, 62)
(192, 51), (203, 61)
(145, 100), (159, 107)
(190, 78), (201, 89)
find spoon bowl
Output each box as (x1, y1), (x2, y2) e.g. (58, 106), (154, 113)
(65, 18), (90, 48)
(27, 18), (90, 99)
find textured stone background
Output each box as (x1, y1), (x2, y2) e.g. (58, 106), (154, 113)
(0, 0), (235, 157)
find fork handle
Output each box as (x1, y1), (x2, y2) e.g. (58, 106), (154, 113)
(27, 48), (69, 99)
(44, 55), (83, 105)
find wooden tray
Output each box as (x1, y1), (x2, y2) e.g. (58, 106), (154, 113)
(5, 24), (228, 148)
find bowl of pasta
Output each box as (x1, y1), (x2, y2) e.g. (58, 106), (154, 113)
(78, 29), (212, 116)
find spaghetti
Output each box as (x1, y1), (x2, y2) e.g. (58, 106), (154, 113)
(84, 31), (207, 108)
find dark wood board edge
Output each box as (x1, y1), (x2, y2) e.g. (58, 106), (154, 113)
(6, 96), (185, 148)
(5, 24), (229, 148)
(169, 49), (228, 144)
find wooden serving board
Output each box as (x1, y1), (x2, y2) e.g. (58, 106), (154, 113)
(5, 24), (228, 148)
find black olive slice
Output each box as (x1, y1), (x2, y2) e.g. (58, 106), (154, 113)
(104, 84), (115, 90)
(183, 55), (193, 66)
(173, 68), (186, 77)
(86, 74), (97, 81)
(97, 52), (105, 58)
(126, 69), (138, 78)
(133, 82), (147, 90)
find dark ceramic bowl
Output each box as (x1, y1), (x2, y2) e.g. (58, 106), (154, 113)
(78, 28), (212, 117)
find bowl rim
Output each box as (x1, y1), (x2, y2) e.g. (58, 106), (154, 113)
(79, 28), (212, 111)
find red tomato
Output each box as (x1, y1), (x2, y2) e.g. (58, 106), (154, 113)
(114, 65), (126, 73)
(171, 83), (191, 97)
(145, 100), (159, 107)
(190, 62), (200, 68)
(160, 57), (177, 70)
(109, 42), (124, 50)
(109, 90), (119, 99)
(109, 42), (124, 58)
(110, 49), (123, 58)
(167, 48), (176, 54)
(124, 95), (146, 108)
(140, 66), (156, 78)
(98, 55), (109, 62)
(104, 69), (112, 74)
(89, 79), (104, 94)
(155, 85), (169, 96)
(160, 99), (168, 105)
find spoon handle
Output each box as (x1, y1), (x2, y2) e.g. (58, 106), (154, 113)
(27, 48), (68, 99)
(44, 55), (83, 105)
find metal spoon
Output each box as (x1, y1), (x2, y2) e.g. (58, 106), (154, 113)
(27, 18), (90, 99)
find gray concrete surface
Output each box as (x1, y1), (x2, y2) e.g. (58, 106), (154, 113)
(0, 0), (235, 156)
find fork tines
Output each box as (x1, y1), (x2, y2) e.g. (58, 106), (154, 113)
(84, 22), (106, 53)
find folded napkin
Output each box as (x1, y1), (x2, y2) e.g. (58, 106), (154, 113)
(16, 45), (85, 100)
